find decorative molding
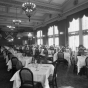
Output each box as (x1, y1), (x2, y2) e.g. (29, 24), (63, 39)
(0, 0), (61, 11)
(37, 5), (61, 12)
(73, 0), (78, 6)
(35, 0), (88, 29)
(63, 0), (88, 17)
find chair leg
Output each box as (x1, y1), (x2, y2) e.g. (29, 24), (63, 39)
(86, 68), (88, 78)
(52, 81), (54, 88)
(55, 78), (58, 88)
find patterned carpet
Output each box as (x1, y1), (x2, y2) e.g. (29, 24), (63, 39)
(0, 54), (88, 88)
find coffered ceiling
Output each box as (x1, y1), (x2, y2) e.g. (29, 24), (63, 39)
(0, 0), (88, 32)
(0, 0), (68, 32)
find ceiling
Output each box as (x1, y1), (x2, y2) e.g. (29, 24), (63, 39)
(0, 0), (68, 32)
(0, 0), (88, 32)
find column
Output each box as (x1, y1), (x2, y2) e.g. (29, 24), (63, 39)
(79, 18), (83, 45)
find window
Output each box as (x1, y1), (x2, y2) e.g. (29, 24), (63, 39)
(37, 30), (43, 45)
(54, 25), (58, 35)
(69, 36), (79, 51)
(55, 37), (59, 46)
(48, 38), (53, 46)
(68, 18), (79, 32)
(37, 31), (42, 38)
(48, 25), (59, 46)
(37, 39), (41, 45)
(82, 15), (88, 48)
(83, 35), (88, 49)
(82, 15), (88, 30)
(68, 18), (79, 51)
(48, 26), (53, 36)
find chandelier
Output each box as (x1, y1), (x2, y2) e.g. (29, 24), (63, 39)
(22, 1), (36, 13)
(22, 1), (36, 19)
(7, 25), (15, 29)
(13, 19), (21, 25)
(13, 7), (21, 25)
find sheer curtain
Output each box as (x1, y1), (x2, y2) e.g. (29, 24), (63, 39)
(48, 38), (53, 46)
(48, 25), (59, 46)
(54, 25), (58, 35)
(82, 15), (88, 30)
(68, 18), (79, 51)
(83, 35), (88, 49)
(48, 26), (53, 36)
(55, 37), (59, 46)
(37, 30), (43, 45)
(69, 36), (79, 51)
(68, 18), (79, 32)
(82, 15), (88, 49)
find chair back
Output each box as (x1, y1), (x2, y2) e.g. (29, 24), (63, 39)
(11, 57), (18, 68)
(47, 57), (53, 62)
(43, 49), (48, 56)
(19, 68), (34, 87)
(85, 57), (88, 67)
(53, 61), (58, 77)
(35, 48), (40, 56)
(16, 60), (23, 70)
(8, 53), (13, 60)
(57, 52), (64, 61)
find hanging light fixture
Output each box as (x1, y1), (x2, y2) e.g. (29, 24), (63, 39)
(7, 25), (15, 29)
(13, 7), (21, 25)
(22, 0), (36, 19)
(22, 1), (36, 13)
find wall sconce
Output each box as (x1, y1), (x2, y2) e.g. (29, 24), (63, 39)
(33, 37), (35, 38)
(42, 35), (45, 37)
(18, 37), (21, 39)
(8, 38), (14, 42)
(60, 32), (64, 35)
(28, 32), (32, 37)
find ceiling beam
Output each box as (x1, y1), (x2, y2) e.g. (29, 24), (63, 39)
(0, 12), (44, 22)
(14, 0), (61, 9)
(0, 1), (61, 13)
(0, 22), (34, 27)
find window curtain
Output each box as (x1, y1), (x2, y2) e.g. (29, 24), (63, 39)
(67, 8), (88, 28)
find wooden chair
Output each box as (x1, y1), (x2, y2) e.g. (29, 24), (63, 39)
(48, 61), (58, 88)
(11, 57), (18, 75)
(19, 68), (42, 88)
(85, 57), (88, 78)
(16, 60), (23, 71)
(57, 52), (68, 66)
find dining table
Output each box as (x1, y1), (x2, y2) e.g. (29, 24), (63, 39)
(10, 64), (54, 88)
(7, 56), (32, 71)
(77, 55), (87, 73)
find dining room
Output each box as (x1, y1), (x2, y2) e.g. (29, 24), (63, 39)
(0, 0), (88, 88)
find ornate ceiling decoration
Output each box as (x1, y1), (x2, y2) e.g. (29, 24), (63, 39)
(0, 0), (87, 32)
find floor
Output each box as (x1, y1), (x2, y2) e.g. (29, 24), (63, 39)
(0, 53), (88, 88)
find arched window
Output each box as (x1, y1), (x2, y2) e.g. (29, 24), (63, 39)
(54, 25), (59, 35)
(48, 25), (59, 46)
(82, 15), (88, 30)
(82, 15), (88, 49)
(48, 26), (53, 36)
(37, 30), (43, 45)
(68, 18), (79, 32)
(68, 18), (79, 51)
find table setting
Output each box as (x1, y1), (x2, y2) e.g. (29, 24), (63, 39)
(10, 63), (54, 88)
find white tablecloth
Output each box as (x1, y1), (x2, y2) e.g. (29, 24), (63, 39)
(7, 57), (32, 71)
(53, 52), (71, 65)
(10, 64), (54, 88)
(53, 52), (58, 62)
(77, 56), (86, 73)
(64, 52), (71, 66)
